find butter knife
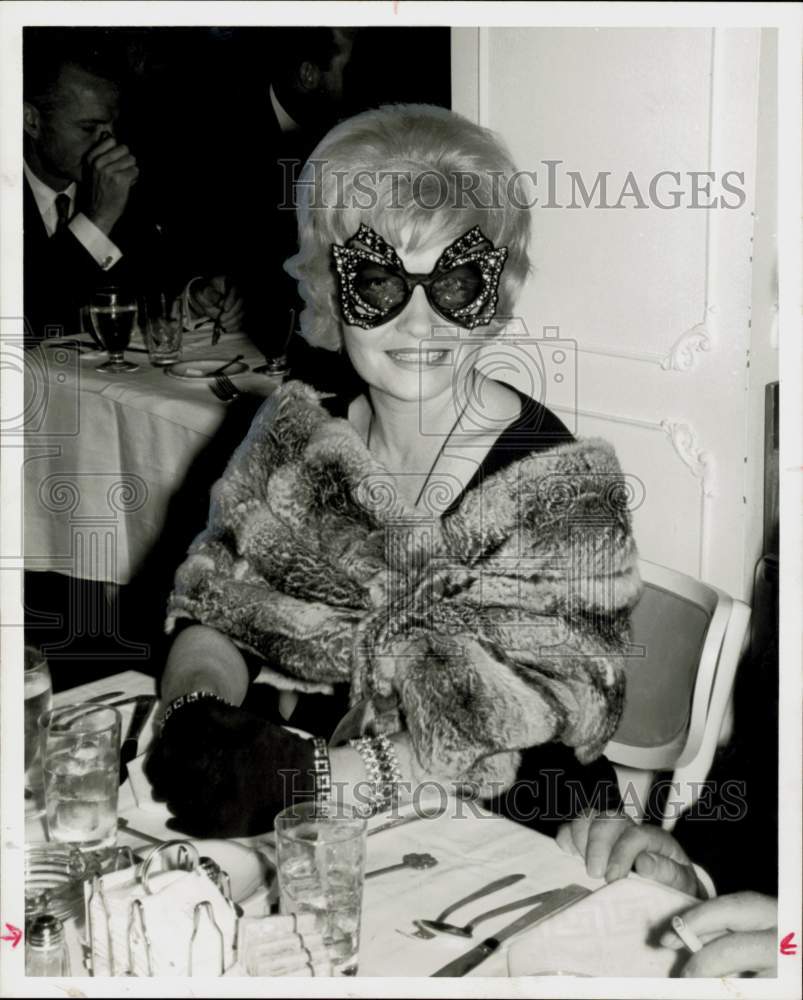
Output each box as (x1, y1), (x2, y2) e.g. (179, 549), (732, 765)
(118, 695), (156, 784)
(430, 884), (591, 977)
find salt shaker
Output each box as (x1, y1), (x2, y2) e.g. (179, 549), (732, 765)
(26, 913), (71, 976)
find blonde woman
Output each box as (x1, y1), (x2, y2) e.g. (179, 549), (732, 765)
(146, 105), (641, 837)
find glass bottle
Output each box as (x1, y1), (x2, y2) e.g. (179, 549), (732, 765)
(26, 913), (71, 976)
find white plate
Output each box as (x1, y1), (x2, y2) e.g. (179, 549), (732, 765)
(187, 839), (275, 905)
(165, 359), (249, 381)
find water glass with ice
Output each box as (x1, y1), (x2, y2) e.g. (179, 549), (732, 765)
(39, 704), (121, 850)
(24, 647), (52, 817)
(141, 289), (184, 365)
(275, 801), (367, 976)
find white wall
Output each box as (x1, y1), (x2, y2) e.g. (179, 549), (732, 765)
(452, 27), (778, 602)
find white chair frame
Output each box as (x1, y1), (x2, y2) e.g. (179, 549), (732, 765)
(605, 559), (751, 831)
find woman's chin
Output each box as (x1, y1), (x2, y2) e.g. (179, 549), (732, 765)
(377, 370), (458, 403)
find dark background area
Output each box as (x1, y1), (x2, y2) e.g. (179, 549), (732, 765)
(24, 24), (451, 193)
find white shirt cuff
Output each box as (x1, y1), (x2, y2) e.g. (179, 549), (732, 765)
(68, 213), (123, 271)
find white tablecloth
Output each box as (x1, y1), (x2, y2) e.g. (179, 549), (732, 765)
(24, 334), (278, 585)
(25, 672), (695, 981)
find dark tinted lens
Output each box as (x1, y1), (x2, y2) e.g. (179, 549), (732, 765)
(431, 263), (484, 312)
(354, 263), (408, 313)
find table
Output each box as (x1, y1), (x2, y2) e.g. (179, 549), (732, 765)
(24, 333), (278, 587)
(25, 671), (695, 980)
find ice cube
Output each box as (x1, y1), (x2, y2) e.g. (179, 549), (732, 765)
(49, 750), (86, 777)
(79, 769), (114, 802)
(73, 741), (102, 763)
(56, 799), (101, 833)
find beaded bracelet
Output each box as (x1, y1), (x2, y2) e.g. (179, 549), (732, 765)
(311, 738), (332, 804)
(349, 734), (403, 814)
(158, 689), (229, 733)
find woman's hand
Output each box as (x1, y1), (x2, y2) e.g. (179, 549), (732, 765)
(144, 698), (314, 838)
(556, 810), (703, 897)
(660, 892), (778, 977)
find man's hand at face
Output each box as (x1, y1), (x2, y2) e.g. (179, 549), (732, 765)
(188, 276), (245, 332)
(556, 810), (704, 898)
(83, 134), (139, 235)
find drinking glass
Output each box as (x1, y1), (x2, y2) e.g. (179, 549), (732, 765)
(275, 801), (367, 976)
(40, 704), (121, 850)
(141, 290), (184, 366)
(90, 286), (139, 373)
(24, 647), (52, 817)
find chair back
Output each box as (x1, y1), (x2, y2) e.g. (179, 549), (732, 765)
(606, 560), (733, 771)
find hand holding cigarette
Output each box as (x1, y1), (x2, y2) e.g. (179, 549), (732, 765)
(660, 892), (778, 978)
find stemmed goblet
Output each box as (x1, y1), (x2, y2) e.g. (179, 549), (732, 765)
(90, 286), (139, 373)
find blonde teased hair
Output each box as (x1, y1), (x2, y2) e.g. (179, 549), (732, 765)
(284, 104), (532, 351)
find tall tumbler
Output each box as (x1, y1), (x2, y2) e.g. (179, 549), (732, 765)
(40, 704), (121, 850)
(275, 801), (367, 975)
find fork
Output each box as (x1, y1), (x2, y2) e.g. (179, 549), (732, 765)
(210, 374), (240, 402)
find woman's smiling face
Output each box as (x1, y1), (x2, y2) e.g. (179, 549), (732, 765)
(341, 230), (479, 404)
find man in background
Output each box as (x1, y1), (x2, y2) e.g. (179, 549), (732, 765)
(160, 27), (358, 389)
(23, 39), (147, 344)
(23, 34), (241, 346)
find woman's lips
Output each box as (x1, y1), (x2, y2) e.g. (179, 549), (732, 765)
(385, 348), (452, 368)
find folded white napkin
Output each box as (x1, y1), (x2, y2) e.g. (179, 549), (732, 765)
(238, 913), (332, 976)
(85, 866), (236, 976)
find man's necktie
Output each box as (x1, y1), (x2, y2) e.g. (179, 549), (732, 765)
(54, 193), (71, 235)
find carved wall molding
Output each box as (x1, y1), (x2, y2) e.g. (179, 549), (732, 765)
(659, 419), (715, 497)
(660, 319), (713, 371)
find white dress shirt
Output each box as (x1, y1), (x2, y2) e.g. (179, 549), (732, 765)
(24, 161), (123, 271)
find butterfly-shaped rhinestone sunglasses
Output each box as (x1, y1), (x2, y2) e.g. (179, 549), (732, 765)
(331, 225), (508, 330)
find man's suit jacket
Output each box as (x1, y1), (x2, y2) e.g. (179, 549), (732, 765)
(157, 107), (357, 393)
(23, 176), (172, 346)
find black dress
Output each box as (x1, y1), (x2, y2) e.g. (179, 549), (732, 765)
(240, 382), (622, 835)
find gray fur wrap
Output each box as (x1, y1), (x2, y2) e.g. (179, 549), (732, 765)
(166, 381), (642, 792)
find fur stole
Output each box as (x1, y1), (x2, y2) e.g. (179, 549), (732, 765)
(167, 381), (642, 792)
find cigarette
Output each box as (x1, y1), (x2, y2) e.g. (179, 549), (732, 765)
(671, 914), (703, 953)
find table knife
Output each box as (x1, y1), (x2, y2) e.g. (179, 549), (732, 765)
(430, 884), (591, 977)
(118, 695), (156, 784)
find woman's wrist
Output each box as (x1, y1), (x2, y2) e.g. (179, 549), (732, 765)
(327, 733), (436, 812)
(159, 689), (231, 734)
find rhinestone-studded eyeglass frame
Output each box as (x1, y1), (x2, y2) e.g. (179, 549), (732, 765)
(331, 224), (509, 330)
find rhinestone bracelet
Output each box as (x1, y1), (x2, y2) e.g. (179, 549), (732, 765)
(349, 734), (403, 815)
(312, 738), (332, 804)
(158, 689), (229, 734)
